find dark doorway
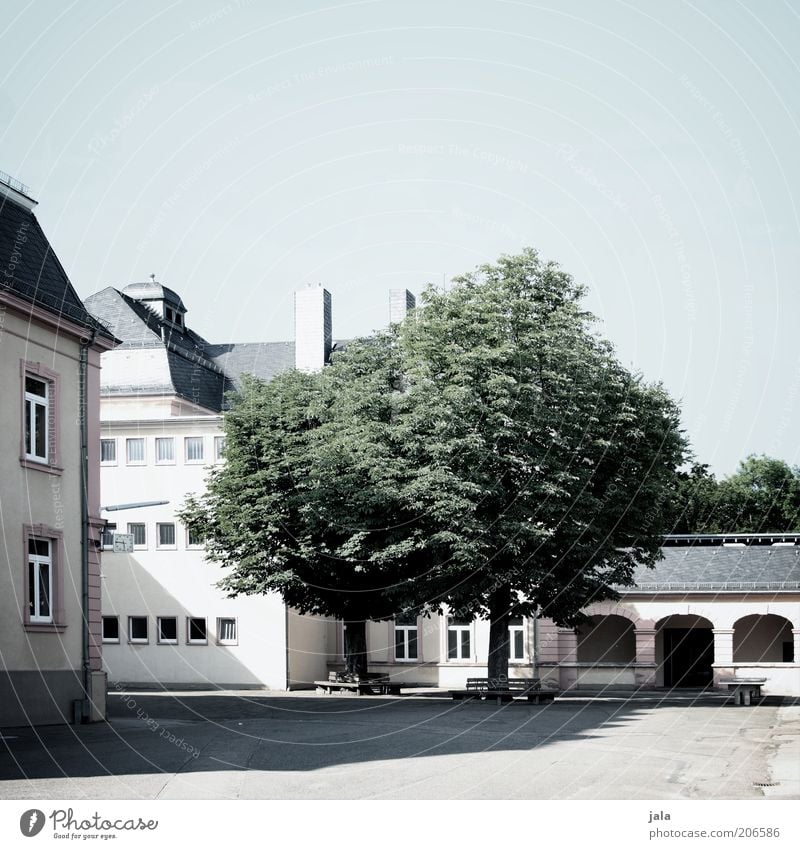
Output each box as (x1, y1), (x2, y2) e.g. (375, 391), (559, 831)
(663, 628), (714, 688)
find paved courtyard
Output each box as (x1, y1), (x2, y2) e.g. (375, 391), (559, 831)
(1, 690), (798, 800)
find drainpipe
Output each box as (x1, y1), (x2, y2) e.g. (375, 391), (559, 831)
(532, 607), (540, 682)
(78, 329), (96, 722)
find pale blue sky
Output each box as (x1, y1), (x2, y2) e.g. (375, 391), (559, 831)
(2, 0), (798, 475)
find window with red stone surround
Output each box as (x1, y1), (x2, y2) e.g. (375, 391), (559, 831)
(22, 524), (66, 631)
(20, 360), (62, 474)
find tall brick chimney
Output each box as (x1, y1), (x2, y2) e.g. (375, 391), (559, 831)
(294, 284), (332, 372)
(389, 289), (416, 324)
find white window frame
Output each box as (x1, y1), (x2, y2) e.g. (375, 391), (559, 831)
(128, 522), (147, 549)
(186, 528), (205, 549)
(394, 619), (419, 662)
(187, 617), (208, 645)
(100, 438), (117, 465)
(126, 437), (146, 465)
(24, 376), (49, 463)
(155, 437), (175, 465)
(184, 436), (205, 463)
(156, 523), (177, 550)
(28, 538), (53, 623)
(157, 616), (179, 645)
(128, 616), (149, 644)
(509, 618), (526, 661)
(214, 435), (226, 462)
(102, 615), (120, 644)
(447, 619), (472, 661)
(216, 617), (238, 645)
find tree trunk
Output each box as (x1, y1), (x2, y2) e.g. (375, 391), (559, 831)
(343, 620), (368, 679)
(487, 585), (512, 686)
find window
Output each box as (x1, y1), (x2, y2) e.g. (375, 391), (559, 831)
(128, 523), (146, 548)
(28, 538), (52, 623)
(24, 375), (49, 462)
(102, 616), (120, 643)
(100, 439), (116, 464)
(155, 437), (174, 464)
(217, 617), (237, 645)
(128, 616), (148, 643)
(21, 363), (59, 471)
(394, 614), (419, 661)
(126, 437), (145, 464)
(157, 523), (176, 548)
(447, 618), (472, 660)
(157, 616), (178, 644)
(214, 435), (226, 461)
(509, 617), (526, 661)
(185, 436), (204, 462)
(187, 617), (207, 644)
(186, 528), (205, 549)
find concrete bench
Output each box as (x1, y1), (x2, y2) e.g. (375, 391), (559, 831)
(315, 674), (403, 696)
(450, 677), (557, 705)
(719, 677), (766, 706)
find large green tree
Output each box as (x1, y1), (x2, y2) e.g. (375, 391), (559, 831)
(182, 248), (688, 682)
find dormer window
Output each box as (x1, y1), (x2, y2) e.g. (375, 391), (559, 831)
(165, 307), (174, 322)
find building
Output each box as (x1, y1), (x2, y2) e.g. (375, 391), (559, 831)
(84, 281), (346, 690)
(0, 173), (117, 726)
(343, 535), (799, 696)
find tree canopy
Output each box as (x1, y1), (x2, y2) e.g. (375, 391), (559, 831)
(181, 247), (688, 680)
(668, 455), (800, 534)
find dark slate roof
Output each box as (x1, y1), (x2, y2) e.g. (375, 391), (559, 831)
(122, 281), (186, 311)
(0, 194), (115, 339)
(626, 546), (800, 591)
(205, 342), (296, 389)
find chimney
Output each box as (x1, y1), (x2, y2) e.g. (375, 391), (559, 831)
(294, 284), (332, 372)
(389, 289), (416, 324)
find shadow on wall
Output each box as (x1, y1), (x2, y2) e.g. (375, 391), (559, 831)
(101, 552), (285, 690)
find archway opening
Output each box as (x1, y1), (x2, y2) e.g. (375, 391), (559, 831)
(657, 614), (714, 688)
(576, 615), (635, 664)
(733, 614), (794, 663)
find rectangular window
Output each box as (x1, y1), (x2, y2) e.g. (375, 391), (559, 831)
(126, 437), (145, 464)
(102, 616), (120, 643)
(187, 528), (205, 549)
(28, 538), (52, 622)
(187, 617), (207, 644)
(394, 614), (419, 661)
(157, 523), (176, 548)
(185, 436), (204, 462)
(447, 619), (472, 660)
(155, 437), (175, 464)
(24, 376), (49, 462)
(157, 616), (178, 644)
(128, 523), (146, 548)
(128, 616), (148, 643)
(509, 617), (526, 661)
(217, 617), (237, 645)
(214, 436), (226, 461)
(100, 439), (116, 464)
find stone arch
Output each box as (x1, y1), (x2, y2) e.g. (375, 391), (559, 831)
(576, 614), (635, 664)
(656, 614), (715, 688)
(583, 601), (655, 630)
(733, 614), (795, 663)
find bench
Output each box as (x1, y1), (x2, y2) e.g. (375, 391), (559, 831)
(450, 677), (557, 705)
(719, 677), (766, 706)
(315, 673), (403, 696)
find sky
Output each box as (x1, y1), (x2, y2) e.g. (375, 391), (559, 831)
(2, 0), (798, 476)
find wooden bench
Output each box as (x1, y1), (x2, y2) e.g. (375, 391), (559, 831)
(719, 677), (766, 706)
(315, 673), (403, 696)
(450, 677), (557, 705)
